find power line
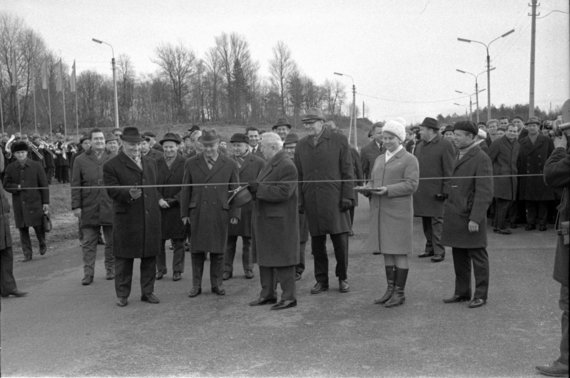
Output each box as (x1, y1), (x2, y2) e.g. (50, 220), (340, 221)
(357, 92), (471, 104)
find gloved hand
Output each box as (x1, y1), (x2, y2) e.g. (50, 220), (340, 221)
(339, 198), (353, 212)
(298, 204), (305, 214)
(248, 181), (259, 194)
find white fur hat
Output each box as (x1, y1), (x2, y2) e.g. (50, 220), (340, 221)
(383, 120), (406, 141)
(394, 117), (407, 126)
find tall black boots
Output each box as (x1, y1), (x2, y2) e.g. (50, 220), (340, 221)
(374, 265), (395, 304)
(384, 267), (409, 308)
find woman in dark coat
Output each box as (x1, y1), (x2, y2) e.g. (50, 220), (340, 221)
(103, 127), (162, 306)
(3, 141), (49, 261)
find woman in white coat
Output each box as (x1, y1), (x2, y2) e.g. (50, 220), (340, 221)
(366, 120), (419, 307)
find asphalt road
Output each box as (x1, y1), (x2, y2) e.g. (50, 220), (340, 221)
(0, 200), (562, 377)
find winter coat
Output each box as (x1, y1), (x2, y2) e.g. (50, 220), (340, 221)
(360, 140), (384, 180)
(3, 159), (49, 228)
(488, 136), (519, 200)
(71, 149), (114, 226)
(179, 153), (240, 254)
(144, 148), (163, 161)
(103, 152), (162, 259)
(441, 144), (494, 249)
(0, 182), (12, 250)
(350, 146), (364, 207)
(294, 128), (355, 236)
(252, 150), (299, 267)
(366, 149), (419, 255)
(156, 155), (187, 240)
(518, 134), (555, 201)
(228, 153), (266, 237)
(413, 134), (455, 217)
(544, 147), (569, 287)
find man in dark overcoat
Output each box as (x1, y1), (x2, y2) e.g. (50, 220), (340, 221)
(156, 133), (187, 282)
(441, 121), (493, 309)
(180, 129), (240, 298)
(518, 116), (555, 231)
(224, 133), (265, 280)
(294, 108), (355, 294)
(536, 129), (569, 377)
(3, 141), (49, 261)
(413, 117), (455, 262)
(72, 128), (115, 285)
(103, 127), (162, 307)
(360, 122), (384, 180)
(248, 132), (299, 310)
(489, 124), (520, 234)
(0, 181), (27, 298)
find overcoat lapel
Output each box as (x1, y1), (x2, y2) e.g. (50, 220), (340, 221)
(205, 154), (226, 182)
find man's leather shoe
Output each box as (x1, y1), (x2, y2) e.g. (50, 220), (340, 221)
(106, 270), (115, 280)
(372, 251), (381, 255)
(271, 299), (297, 310)
(212, 287), (226, 296)
(496, 228), (512, 235)
(222, 271), (232, 280)
(538, 225), (547, 231)
(339, 280), (350, 293)
(468, 298), (486, 308)
(443, 295), (470, 303)
(418, 251), (434, 258)
(156, 271), (164, 280)
(188, 287), (201, 297)
(535, 361), (569, 377)
(172, 272), (181, 281)
(431, 255), (445, 263)
(116, 297), (128, 307)
(81, 275), (93, 286)
(310, 282), (329, 294)
(39, 246), (47, 255)
(249, 297), (277, 306)
(244, 270), (254, 279)
(525, 224), (536, 231)
(141, 293), (160, 304)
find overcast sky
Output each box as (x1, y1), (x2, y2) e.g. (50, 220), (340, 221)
(4, 0), (569, 123)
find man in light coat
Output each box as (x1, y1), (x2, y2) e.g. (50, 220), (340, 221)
(294, 108), (355, 294)
(248, 132), (299, 310)
(72, 128), (115, 285)
(413, 117), (455, 262)
(441, 121), (493, 309)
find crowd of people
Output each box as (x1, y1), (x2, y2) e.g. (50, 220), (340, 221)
(0, 109), (568, 376)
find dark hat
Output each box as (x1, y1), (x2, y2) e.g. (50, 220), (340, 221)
(227, 185), (253, 208)
(443, 125), (455, 133)
(525, 116), (541, 125)
(198, 129), (220, 145)
(230, 133), (249, 144)
(11, 141), (28, 153)
(453, 121), (478, 136)
(283, 133), (299, 146)
(105, 134), (118, 143)
(420, 117), (439, 130)
(79, 135), (90, 144)
(120, 127), (144, 143)
(142, 131), (156, 139)
(159, 132), (182, 145)
(188, 125), (200, 133)
(272, 118), (292, 130)
(301, 108), (325, 123)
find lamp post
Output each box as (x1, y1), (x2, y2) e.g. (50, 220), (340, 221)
(333, 72), (357, 148)
(456, 68), (494, 123)
(458, 29), (515, 121)
(92, 38), (119, 129)
(453, 102), (469, 119)
(455, 88), (487, 122)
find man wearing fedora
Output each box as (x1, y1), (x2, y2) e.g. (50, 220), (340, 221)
(103, 127), (162, 307)
(413, 117), (455, 263)
(294, 108), (355, 294)
(156, 132), (187, 282)
(518, 116), (555, 231)
(180, 129), (240, 298)
(224, 133), (265, 281)
(3, 141), (50, 261)
(248, 132), (299, 310)
(71, 128), (115, 285)
(272, 118), (292, 141)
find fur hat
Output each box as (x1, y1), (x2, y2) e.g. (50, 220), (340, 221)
(159, 132), (182, 145)
(420, 117), (439, 130)
(382, 120), (406, 141)
(454, 121), (478, 136)
(11, 141), (28, 153)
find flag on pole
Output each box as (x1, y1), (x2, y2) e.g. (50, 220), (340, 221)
(55, 59), (63, 93)
(70, 60), (76, 93)
(41, 61), (48, 90)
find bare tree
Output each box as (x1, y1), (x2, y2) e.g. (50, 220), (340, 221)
(269, 41), (296, 116)
(117, 54), (135, 125)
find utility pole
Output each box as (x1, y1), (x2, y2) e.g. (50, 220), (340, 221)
(529, 0), (538, 118)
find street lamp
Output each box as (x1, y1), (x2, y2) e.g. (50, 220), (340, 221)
(457, 29), (515, 121)
(453, 102), (469, 119)
(333, 72), (357, 148)
(455, 88), (487, 122)
(92, 38), (119, 129)
(456, 67), (494, 123)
